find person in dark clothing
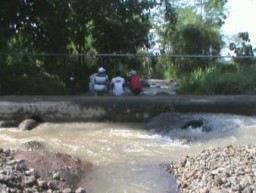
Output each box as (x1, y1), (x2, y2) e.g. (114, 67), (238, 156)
(67, 72), (78, 94)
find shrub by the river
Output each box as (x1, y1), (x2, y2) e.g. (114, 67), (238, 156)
(177, 63), (256, 95)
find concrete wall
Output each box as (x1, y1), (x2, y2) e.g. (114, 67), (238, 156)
(1, 95), (256, 123)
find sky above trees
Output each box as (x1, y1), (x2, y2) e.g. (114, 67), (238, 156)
(222, 0), (256, 46)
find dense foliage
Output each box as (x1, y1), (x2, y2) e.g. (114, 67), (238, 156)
(178, 63), (256, 95)
(0, 0), (156, 94)
(1, 0), (255, 95)
(152, 0), (227, 78)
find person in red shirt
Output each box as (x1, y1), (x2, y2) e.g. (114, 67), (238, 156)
(127, 70), (142, 95)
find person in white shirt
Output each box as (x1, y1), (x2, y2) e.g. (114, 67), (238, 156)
(110, 70), (125, 96)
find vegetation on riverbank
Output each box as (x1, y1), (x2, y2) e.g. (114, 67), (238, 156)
(177, 61), (256, 95)
(1, 1), (255, 95)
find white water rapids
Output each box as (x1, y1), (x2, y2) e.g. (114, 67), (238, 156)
(1, 113), (256, 193)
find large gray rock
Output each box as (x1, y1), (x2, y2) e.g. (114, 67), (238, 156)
(18, 119), (38, 131)
(146, 112), (256, 143)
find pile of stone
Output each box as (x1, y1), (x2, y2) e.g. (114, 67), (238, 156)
(0, 147), (87, 193)
(168, 144), (256, 193)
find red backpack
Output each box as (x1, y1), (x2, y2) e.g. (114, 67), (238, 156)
(131, 74), (142, 90)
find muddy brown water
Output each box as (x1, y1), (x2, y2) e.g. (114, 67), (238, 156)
(1, 115), (256, 193)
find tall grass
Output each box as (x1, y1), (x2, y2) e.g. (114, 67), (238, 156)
(178, 63), (256, 95)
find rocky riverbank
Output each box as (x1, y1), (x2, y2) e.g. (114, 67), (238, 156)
(168, 144), (256, 193)
(0, 141), (91, 193)
(1, 141), (256, 193)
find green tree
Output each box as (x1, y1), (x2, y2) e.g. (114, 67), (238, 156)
(90, 0), (154, 54)
(0, 0), (158, 94)
(153, 0), (226, 77)
(194, 0), (228, 26)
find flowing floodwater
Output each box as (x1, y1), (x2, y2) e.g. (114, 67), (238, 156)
(1, 113), (256, 193)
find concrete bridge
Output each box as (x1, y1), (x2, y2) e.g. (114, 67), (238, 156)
(1, 95), (256, 123)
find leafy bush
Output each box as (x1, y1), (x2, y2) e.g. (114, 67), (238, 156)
(178, 64), (256, 95)
(1, 64), (65, 95)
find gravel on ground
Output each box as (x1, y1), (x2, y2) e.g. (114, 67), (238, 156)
(168, 144), (256, 193)
(0, 143), (255, 193)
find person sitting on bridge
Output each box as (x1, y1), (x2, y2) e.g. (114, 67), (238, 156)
(127, 70), (143, 95)
(110, 70), (126, 96)
(93, 67), (109, 96)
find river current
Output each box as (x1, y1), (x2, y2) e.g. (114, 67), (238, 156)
(1, 113), (256, 193)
